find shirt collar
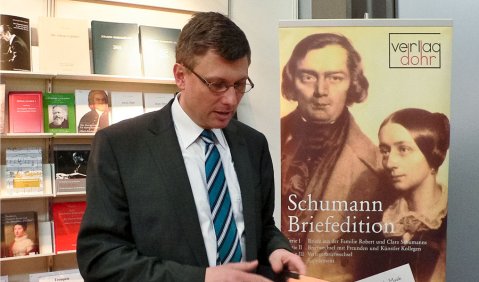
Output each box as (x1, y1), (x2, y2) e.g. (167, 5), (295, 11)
(171, 93), (227, 150)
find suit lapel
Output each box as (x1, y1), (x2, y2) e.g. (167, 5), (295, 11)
(223, 123), (258, 260)
(145, 103), (209, 266)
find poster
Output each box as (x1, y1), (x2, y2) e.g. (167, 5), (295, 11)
(279, 19), (452, 282)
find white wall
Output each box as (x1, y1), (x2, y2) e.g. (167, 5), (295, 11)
(230, 0), (297, 225)
(398, 1), (479, 281)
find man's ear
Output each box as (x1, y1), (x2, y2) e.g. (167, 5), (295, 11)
(173, 63), (186, 90)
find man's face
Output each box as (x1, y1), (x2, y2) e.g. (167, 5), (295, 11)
(294, 44), (351, 124)
(175, 50), (249, 129)
(92, 92), (108, 112)
(52, 106), (66, 125)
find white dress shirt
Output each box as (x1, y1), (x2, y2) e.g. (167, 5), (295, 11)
(171, 94), (245, 266)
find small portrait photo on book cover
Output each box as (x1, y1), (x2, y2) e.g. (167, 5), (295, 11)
(75, 89), (110, 133)
(1, 211), (39, 258)
(48, 105), (69, 129)
(43, 92), (76, 133)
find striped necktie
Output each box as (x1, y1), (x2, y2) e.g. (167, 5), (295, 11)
(200, 129), (242, 265)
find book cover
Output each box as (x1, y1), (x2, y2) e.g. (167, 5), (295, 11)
(139, 25), (180, 78)
(0, 83), (5, 133)
(8, 91), (43, 133)
(38, 16), (91, 74)
(279, 20), (452, 282)
(75, 89), (110, 133)
(43, 92), (76, 133)
(0, 14), (31, 71)
(5, 146), (43, 195)
(52, 202), (86, 253)
(143, 92), (174, 113)
(29, 269), (83, 282)
(110, 91), (143, 124)
(0, 211), (39, 258)
(53, 144), (90, 194)
(91, 20), (141, 76)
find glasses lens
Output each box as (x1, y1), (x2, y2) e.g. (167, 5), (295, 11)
(243, 83), (253, 93)
(209, 82), (228, 93)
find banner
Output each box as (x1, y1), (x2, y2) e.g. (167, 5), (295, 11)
(279, 19), (452, 282)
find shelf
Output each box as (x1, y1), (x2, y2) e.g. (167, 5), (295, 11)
(0, 70), (176, 85)
(55, 73), (176, 84)
(52, 133), (95, 139)
(1, 133), (53, 139)
(0, 70), (55, 80)
(55, 192), (86, 197)
(1, 133), (95, 139)
(0, 193), (54, 200)
(0, 252), (55, 262)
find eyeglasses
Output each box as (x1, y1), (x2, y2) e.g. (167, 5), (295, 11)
(184, 65), (254, 94)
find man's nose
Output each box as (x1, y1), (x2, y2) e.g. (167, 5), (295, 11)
(220, 86), (240, 105)
(313, 76), (328, 97)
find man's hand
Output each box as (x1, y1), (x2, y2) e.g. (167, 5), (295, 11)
(205, 260), (272, 282)
(269, 249), (306, 276)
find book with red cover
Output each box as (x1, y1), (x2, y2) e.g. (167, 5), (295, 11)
(52, 201), (86, 253)
(8, 91), (43, 133)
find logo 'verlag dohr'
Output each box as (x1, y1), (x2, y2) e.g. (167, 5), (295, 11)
(389, 33), (442, 68)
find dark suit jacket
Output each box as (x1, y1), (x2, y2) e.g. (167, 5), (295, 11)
(77, 100), (291, 281)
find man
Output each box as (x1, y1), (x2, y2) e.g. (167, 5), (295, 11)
(49, 105), (69, 128)
(77, 90), (109, 133)
(0, 24), (30, 71)
(77, 12), (305, 282)
(280, 33), (384, 281)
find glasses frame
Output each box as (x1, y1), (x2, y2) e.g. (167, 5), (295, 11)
(184, 65), (255, 94)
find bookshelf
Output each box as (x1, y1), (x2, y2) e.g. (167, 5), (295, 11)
(0, 1), (220, 279)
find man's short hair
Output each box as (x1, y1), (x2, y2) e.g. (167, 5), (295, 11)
(176, 12), (251, 68)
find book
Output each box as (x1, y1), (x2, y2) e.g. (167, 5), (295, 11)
(91, 20), (141, 76)
(1, 211), (39, 258)
(139, 25), (180, 78)
(52, 202), (86, 253)
(143, 92), (174, 113)
(110, 91), (143, 124)
(279, 21), (452, 282)
(8, 91), (43, 133)
(43, 92), (76, 133)
(5, 146), (43, 195)
(0, 14), (31, 71)
(74, 89), (110, 133)
(0, 83), (5, 133)
(53, 144), (90, 194)
(29, 269), (83, 282)
(38, 16), (91, 74)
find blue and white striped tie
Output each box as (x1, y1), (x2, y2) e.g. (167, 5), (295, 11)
(200, 129), (242, 265)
